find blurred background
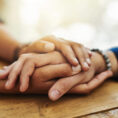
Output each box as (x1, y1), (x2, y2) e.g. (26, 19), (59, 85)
(0, 0), (118, 49)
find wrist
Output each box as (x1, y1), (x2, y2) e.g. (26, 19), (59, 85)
(14, 43), (30, 60)
(13, 43), (28, 61)
(18, 44), (29, 56)
(91, 52), (106, 74)
(91, 51), (118, 77)
(12, 45), (22, 62)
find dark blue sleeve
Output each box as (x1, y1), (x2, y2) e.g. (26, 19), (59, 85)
(109, 47), (118, 60)
(109, 47), (118, 81)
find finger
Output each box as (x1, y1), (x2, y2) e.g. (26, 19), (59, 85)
(32, 64), (81, 86)
(83, 48), (91, 66)
(86, 70), (113, 90)
(61, 44), (79, 66)
(34, 51), (66, 66)
(41, 36), (79, 66)
(40, 35), (60, 48)
(70, 70), (113, 94)
(86, 48), (92, 57)
(33, 64), (73, 82)
(48, 73), (86, 101)
(20, 61), (35, 92)
(0, 68), (11, 79)
(88, 50), (92, 57)
(72, 46), (89, 71)
(27, 40), (55, 53)
(0, 63), (16, 79)
(5, 58), (25, 90)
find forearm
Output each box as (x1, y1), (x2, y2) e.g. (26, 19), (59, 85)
(0, 24), (21, 62)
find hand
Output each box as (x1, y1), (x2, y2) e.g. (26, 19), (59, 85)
(32, 61), (98, 101)
(32, 51), (114, 101)
(48, 65), (113, 101)
(32, 63), (113, 101)
(19, 40), (55, 55)
(14, 39), (55, 61)
(0, 64), (112, 96)
(0, 51), (114, 101)
(70, 70), (113, 94)
(40, 35), (92, 71)
(0, 51), (81, 92)
(19, 35), (92, 71)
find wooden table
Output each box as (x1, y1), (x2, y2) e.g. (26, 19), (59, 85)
(0, 60), (118, 118)
(82, 109), (118, 118)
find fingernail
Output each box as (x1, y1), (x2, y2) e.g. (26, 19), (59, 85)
(73, 58), (79, 64)
(88, 50), (92, 56)
(72, 65), (81, 74)
(86, 58), (91, 65)
(50, 90), (60, 100)
(84, 62), (89, 69)
(20, 86), (24, 92)
(5, 81), (9, 87)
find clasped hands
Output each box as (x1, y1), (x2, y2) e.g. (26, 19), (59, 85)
(0, 36), (113, 101)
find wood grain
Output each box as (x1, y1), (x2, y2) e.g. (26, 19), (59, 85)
(0, 60), (118, 118)
(82, 109), (118, 118)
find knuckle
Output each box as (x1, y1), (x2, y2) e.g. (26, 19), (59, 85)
(72, 42), (83, 48)
(26, 58), (33, 63)
(12, 69), (19, 74)
(20, 54), (33, 61)
(59, 41), (70, 49)
(68, 57), (78, 65)
(80, 57), (85, 62)
(19, 54), (26, 59)
(52, 51), (61, 57)
(49, 51), (66, 64)
(32, 68), (46, 82)
(76, 52), (83, 58)
(60, 43), (65, 50)
(20, 54), (28, 60)
(71, 42), (78, 47)
(61, 43), (69, 49)
(20, 75), (24, 82)
(63, 64), (72, 76)
(10, 67), (19, 75)
(58, 81), (69, 92)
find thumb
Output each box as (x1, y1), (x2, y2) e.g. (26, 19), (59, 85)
(25, 40), (55, 53)
(70, 70), (113, 94)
